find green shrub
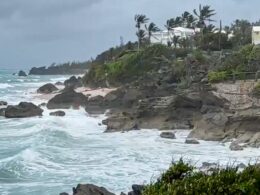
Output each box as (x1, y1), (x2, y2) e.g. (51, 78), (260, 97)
(208, 71), (229, 83)
(143, 160), (260, 195)
(192, 50), (206, 63)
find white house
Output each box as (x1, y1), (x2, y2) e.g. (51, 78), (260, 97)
(151, 27), (196, 46)
(252, 26), (260, 45)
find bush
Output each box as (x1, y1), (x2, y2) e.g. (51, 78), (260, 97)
(208, 71), (229, 83)
(143, 160), (260, 195)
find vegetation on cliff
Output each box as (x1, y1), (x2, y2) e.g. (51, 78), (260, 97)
(83, 4), (260, 87)
(143, 159), (260, 195)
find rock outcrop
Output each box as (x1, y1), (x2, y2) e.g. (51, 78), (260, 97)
(5, 102), (43, 118)
(18, 70), (27, 77)
(47, 88), (87, 109)
(37, 83), (58, 94)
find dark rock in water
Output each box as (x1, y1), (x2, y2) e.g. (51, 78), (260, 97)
(47, 88), (87, 109)
(64, 76), (82, 89)
(5, 102), (43, 118)
(185, 138), (200, 144)
(18, 70), (27, 77)
(49, 111), (65, 117)
(0, 101), (7, 106)
(37, 83), (58, 94)
(128, 185), (144, 195)
(60, 193), (69, 195)
(0, 108), (6, 116)
(230, 142), (244, 151)
(55, 81), (64, 86)
(160, 131), (176, 139)
(71, 184), (115, 195)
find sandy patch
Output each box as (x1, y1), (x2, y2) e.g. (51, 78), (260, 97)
(76, 87), (117, 97)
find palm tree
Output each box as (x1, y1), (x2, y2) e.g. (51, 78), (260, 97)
(193, 4), (216, 29)
(135, 14), (149, 50)
(145, 22), (160, 43)
(182, 11), (197, 28)
(136, 29), (146, 46)
(165, 17), (182, 46)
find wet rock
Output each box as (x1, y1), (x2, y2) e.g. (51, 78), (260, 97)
(59, 193), (69, 195)
(185, 138), (200, 144)
(0, 108), (6, 116)
(5, 102), (43, 118)
(0, 101), (7, 106)
(47, 88), (87, 109)
(72, 184), (115, 195)
(49, 111), (66, 117)
(37, 83), (58, 94)
(64, 76), (82, 89)
(18, 70), (27, 77)
(230, 142), (244, 151)
(160, 131), (176, 139)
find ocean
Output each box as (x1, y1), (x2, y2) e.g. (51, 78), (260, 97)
(0, 69), (260, 195)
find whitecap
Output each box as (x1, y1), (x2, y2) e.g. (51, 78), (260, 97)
(0, 83), (13, 89)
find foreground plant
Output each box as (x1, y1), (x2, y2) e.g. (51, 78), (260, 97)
(143, 159), (260, 195)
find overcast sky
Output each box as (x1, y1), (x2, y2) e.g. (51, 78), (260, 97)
(0, 0), (259, 70)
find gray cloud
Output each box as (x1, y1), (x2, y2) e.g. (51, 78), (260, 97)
(0, 0), (259, 70)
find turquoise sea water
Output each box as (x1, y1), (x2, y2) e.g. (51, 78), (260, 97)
(0, 69), (260, 195)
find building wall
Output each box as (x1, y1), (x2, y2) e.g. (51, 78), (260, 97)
(252, 31), (260, 45)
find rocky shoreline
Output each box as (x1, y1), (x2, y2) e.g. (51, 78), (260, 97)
(2, 73), (260, 194)
(2, 74), (260, 149)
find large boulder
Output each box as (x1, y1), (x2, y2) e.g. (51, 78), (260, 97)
(64, 76), (82, 89)
(189, 112), (229, 141)
(5, 102), (43, 118)
(47, 88), (87, 109)
(18, 70), (27, 77)
(72, 184), (115, 195)
(37, 83), (58, 94)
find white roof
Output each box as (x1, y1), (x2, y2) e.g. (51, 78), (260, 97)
(171, 27), (195, 33)
(253, 26), (260, 32)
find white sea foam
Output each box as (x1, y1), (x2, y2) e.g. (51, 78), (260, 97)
(0, 83), (13, 89)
